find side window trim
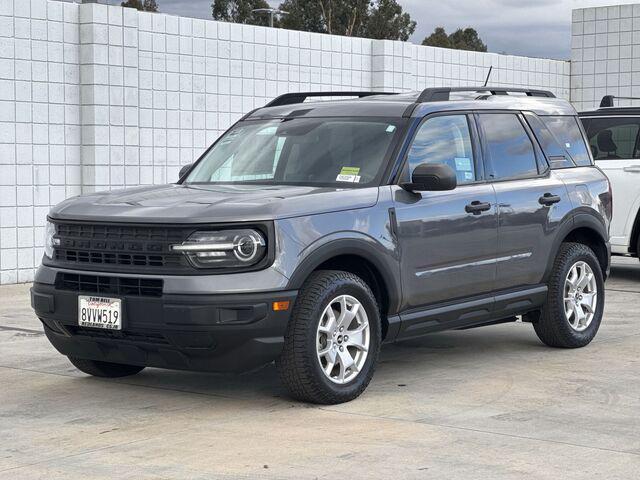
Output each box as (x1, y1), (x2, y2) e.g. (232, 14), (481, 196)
(397, 112), (484, 187)
(517, 112), (550, 174)
(476, 111), (549, 183)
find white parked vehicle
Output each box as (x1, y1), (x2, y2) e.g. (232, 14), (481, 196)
(580, 96), (640, 259)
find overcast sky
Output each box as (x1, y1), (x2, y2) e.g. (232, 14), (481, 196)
(102, 0), (640, 59)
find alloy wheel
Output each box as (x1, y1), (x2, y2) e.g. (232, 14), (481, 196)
(316, 295), (370, 384)
(564, 261), (598, 332)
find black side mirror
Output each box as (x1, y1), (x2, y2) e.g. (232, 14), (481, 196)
(179, 163), (193, 179)
(402, 163), (457, 192)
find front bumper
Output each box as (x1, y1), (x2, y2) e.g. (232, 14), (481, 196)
(31, 281), (297, 373)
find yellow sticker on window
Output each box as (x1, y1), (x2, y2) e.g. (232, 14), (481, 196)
(339, 167), (360, 176)
(336, 166), (362, 183)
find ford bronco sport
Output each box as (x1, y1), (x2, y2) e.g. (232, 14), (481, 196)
(32, 87), (612, 404)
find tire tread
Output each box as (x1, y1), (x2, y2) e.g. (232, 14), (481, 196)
(534, 242), (604, 348)
(277, 270), (380, 404)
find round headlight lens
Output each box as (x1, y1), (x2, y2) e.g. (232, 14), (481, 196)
(233, 232), (264, 263)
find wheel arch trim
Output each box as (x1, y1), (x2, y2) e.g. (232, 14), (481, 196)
(286, 237), (402, 315)
(544, 212), (610, 281)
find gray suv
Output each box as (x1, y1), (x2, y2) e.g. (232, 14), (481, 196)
(31, 87), (612, 404)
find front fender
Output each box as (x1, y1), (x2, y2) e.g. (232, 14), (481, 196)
(286, 234), (402, 315)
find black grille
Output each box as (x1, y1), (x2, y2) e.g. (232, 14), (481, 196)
(56, 273), (164, 297)
(52, 222), (193, 273)
(66, 326), (170, 345)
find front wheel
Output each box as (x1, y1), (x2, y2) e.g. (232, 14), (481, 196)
(534, 242), (605, 348)
(277, 270), (381, 404)
(68, 356), (145, 378)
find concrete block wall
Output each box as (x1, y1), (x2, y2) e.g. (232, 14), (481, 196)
(0, 0), (570, 284)
(571, 3), (640, 111)
(0, 0), (81, 284)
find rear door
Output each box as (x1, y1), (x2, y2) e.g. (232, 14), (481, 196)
(476, 112), (572, 290)
(581, 116), (640, 250)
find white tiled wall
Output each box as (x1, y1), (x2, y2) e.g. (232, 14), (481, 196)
(0, 0), (81, 284)
(571, 3), (640, 111)
(0, 0), (570, 284)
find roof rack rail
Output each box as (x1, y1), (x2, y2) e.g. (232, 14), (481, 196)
(416, 87), (556, 103)
(264, 91), (396, 107)
(599, 95), (640, 108)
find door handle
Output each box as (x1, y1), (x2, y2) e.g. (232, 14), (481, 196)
(623, 165), (640, 173)
(539, 193), (561, 206)
(465, 201), (492, 215)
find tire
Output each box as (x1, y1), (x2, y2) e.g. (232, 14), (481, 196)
(277, 270), (382, 404)
(534, 242), (605, 348)
(68, 356), (145, 378)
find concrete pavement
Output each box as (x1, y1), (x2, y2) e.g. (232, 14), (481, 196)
(1, 258), (639, 479)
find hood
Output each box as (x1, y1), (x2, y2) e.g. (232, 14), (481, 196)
(49, 184), (380, 224)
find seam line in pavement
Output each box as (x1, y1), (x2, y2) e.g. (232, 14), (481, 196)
(319, 408), (640, 458)
(0, 325), (44, 335)
(0, 364), (268, 401)
(604, 288), (640, 294)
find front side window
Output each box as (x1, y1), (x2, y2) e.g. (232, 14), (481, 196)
(582, 117), (640, 160)
(184, 117), (403, 187)
(478, 113), (538, 180)
(407, 115), (476, 184)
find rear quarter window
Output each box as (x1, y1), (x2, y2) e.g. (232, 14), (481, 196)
(541, 116), (592, 166)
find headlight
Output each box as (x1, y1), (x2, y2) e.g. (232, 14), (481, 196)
(172, 229), (267, 269)
(44, 221), (57, 259)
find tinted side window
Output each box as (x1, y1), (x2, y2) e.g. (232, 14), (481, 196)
(524, 113), (574, 169)
(407, 115), (476, 184)
(479, 114), (538, 180)
(542, 116), (592, 166)
(583, 117), (640, 160)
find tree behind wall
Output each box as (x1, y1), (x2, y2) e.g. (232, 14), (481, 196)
(211, 0), (273, 26)
(423, 27), (487, 52)
(121, 0), (159, 12)
(279, 0), (369, 36)
(217, 0), (418, 41)
(363, 0), (416, 41)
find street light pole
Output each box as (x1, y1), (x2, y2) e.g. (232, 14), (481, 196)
(251, 8), (289, 28)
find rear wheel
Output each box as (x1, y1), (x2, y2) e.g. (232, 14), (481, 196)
(534, 242), (605, 348)
(277, 270), (381, 404)
(68, 356), (145, 378)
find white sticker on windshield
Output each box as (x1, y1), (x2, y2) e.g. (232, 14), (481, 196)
(386, 125), (396, 133)
(336, 174), (361, 183)
(455, 157), (473, 171)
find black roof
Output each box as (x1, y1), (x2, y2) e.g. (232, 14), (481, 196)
(579, 107), (640, 117)
(580, 95), (640, 116)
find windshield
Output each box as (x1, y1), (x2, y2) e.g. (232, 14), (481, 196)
(184, 117), (404, 187)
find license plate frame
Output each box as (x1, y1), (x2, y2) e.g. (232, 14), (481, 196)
(78, 295), (123, 331)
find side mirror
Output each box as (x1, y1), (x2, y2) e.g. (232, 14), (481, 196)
(402, 163), (457, 192)
(179, 163), (193, 179)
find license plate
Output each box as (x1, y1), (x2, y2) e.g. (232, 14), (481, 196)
(78, 296), (122, 330)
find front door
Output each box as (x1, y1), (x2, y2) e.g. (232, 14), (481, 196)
(393, 114), (498, 312)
